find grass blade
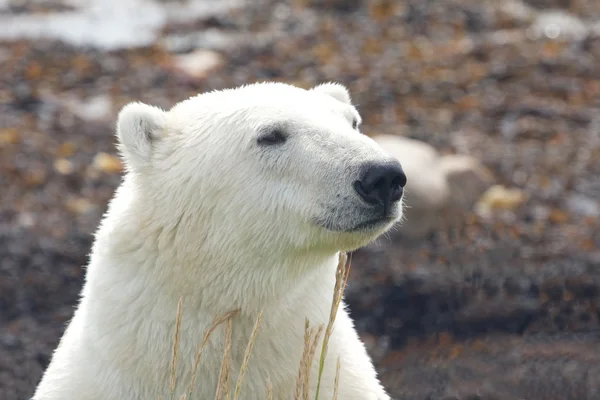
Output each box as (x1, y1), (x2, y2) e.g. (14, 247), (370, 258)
(188, 309), (240, 397)
(266, 377), (273, 400)
(332, 356), (341, 400)
(295, 320), (313, 400)
(233, 310), (264, 400)
(215, 317), (233, 400)
(314, 253), (351, 400)
(170, 297), (184, 400)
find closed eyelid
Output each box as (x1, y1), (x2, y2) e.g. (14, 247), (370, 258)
(344, 108), (361, 124)
(258, 121), (289, 135)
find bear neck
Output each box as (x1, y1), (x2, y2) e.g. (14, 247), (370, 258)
(85, 177), (340, 318)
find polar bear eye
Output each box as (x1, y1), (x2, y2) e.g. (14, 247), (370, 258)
(352, 119), (359, 130)
(257, 129), (287, 146)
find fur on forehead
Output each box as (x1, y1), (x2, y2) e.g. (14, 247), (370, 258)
(311, 82), (352, 105)
(114, 82), (355, 172)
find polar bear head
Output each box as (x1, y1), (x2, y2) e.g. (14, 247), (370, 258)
(116, 82), (405, 257)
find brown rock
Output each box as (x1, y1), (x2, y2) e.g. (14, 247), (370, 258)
(65, 197), (95, 215)
(92, 152), (123, 174)
(53, 158), (74, 176)
(0, 128), (20, 145)
(56, 142), (77, 158)
(439, 155), (494, 210)
(476, 185), (527, 214)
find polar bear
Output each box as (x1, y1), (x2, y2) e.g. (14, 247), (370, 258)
(33, 82), (406, 400)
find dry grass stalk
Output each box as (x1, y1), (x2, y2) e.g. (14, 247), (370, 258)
(294, 320), (313, 400)
(294, 320), (324, 399)
(302, 325), (324, 400)
(170, 253), (351, 400)
(266, 377), (273, 400)
(170, 297), (184, 400)
(215, 318), (233, 400)
(332, 356), (341, 400)
(232, 310), (264, 400)
(314, 252), (351, 400)
(188, 309), (240, 398)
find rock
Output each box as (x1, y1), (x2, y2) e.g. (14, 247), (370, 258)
(0, 128), (20, 145)
(476, 185), (527, 213)
(0, 333), (19, 350)
(171, 49), (224, 81)
(23, 168), (47, 188)
(566, 194), (600, 217)
(593, 21), (600, 36)
(71, 95), (112, 122)
(494, 0), (537, 29)
(55, 142), (77, 158)
(92, 152), (122, 174)
(65, 197), (95, 215)
(529, 11), (590, 41)
(16, 213), (36, 228)
(439, 155), (494, 210)
(53, 158), (74, 176)
(62, 94), (112, 122)
(43, 93), (113, 123)
(302, 0), (362, 12)
(373, 135), (493, 239)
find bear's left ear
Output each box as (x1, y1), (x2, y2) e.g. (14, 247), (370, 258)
(312, 82), (352, 105)
(116, 102), (167, 171)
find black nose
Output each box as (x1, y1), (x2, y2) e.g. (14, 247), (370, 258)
(354, 161), (407, 208)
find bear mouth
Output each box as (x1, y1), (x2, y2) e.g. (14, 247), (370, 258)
(347, 216), (396, 232)
(313, 206), (401, 233)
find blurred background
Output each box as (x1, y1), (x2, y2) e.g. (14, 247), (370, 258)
(1, 0), (600, 399)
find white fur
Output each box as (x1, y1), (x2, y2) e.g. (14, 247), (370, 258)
(116, 102), (168, 171)
(33, 82), (402, 400)
(312, 82), (353, 105)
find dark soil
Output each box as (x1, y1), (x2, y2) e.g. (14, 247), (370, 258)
(1, 0), (600, 399)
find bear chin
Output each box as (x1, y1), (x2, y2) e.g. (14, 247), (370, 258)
(318, 218), (400, 252)
(313, 206), (402, 235)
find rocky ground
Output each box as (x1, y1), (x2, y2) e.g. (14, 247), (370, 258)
(1, 0), (600, 399)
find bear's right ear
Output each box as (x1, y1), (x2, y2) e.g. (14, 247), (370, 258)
(311, 82), (352, 105)
(116, 102), (167, 170)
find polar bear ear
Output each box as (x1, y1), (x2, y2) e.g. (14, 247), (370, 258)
(116, 102), (167, 170)
(312, 82), (352, 105)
